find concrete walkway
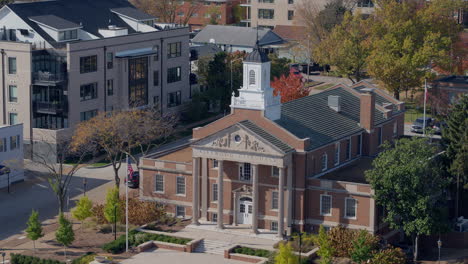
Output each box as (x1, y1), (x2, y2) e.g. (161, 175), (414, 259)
(120, 248), (246, 264)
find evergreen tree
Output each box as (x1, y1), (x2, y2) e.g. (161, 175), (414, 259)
(206, 52), (229, 111)
(274, 242), (298, 264)
(313, 225), (334, 264)
(71, 195), (93, 227)
(350, 230), (374, 264)
(104, 187), (121, 233)
(55, 213), (75, 260)
(25, 210), (44, 253)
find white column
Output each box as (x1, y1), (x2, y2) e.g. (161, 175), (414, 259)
(217, 160), (224, 229)
(252, 164), (259, 234)
(192, 158), (200, 225)
(278, 167), (285, 237)
(233, 192), (238, 226)
(286, 164), (293, 235)
(201, 158), (208, 220)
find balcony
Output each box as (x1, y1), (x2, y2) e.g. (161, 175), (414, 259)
(32, 71), (67, 85)
(33, 101), (68, 115)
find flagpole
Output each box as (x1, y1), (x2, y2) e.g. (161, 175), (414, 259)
(423, 78), (427, 136)
(126, 154), (129, 252)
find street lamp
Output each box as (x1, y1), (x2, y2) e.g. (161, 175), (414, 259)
(437, 238), (442, 264)
(1, 251), (5, 264)
(83, 178), (87, 196)
(230, 57), (243, 95)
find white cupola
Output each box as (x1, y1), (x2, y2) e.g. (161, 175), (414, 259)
(230, 45), (281, 120)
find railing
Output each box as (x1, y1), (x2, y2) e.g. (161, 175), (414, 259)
(33, 101), (67, 114)
(32, 71), (67, 83)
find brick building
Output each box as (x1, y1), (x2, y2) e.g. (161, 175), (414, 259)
(140, 46), (405, 240)
(177, 0), (240, 31)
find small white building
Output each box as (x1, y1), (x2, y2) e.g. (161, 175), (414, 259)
(0, 124), (24, 190)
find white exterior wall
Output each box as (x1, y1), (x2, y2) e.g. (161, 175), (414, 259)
(118, 16), (157, 33)
(0, 124), (24, 189)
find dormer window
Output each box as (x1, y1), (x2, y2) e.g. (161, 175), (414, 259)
(58, 29), (78, 41)
(249, 70), (256, 85)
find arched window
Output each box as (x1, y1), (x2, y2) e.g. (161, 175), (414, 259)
(249, 70), (256, 85)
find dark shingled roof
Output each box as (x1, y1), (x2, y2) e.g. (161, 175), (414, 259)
(275, 87), (387, 150)
(239, 120), (294, 153)
(111, 7), (155, 21)
(7, 0), (140, 48)
(29, 15), (81, 30)
(244, 48), (269, 63)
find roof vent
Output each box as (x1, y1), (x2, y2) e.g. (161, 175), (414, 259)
(209, 38), (215, 44)
(328, 95), (341, 112)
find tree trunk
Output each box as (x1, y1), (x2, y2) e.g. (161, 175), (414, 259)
(394, 91), (400, 100)
(64, 245), (67, 261)
(413, 234), (419, 262)
(33, 240), (36, 255)
(58, 195), (64, 214)
(113, 165), (120, 187)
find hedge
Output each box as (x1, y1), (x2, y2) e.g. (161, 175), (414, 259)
(10, 254), (65, 264)
(233, 246), (272, 258)
(102, 230), (191, 254)
(71, 252), (96, 264)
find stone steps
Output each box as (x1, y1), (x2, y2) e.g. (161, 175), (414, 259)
(193, 239), (234, 255)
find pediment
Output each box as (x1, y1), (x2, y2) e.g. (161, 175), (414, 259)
(192, 124), (285, 156)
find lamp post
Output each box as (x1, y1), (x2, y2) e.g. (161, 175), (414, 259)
(298, 232), (303, 263)
(230, 57), (243, 95)
(437, 238), (442, 264)
(1, 252), (5, 264)
(83, 178), (87, 196)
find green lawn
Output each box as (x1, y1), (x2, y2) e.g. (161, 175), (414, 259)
(404, 102), (432, 123)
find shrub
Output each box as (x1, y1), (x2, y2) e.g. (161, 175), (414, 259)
(92, 204), (107, 224)
(10, 254), (65, 264)
(328, 225), (379, 258)
(350, 230), (375, 264)
(313, 225), (334, 264)
(102, 235), (126, 254)
(369, 246), (406, 264)
(72, 252), (96, 264)
(233, 246), (272, 258)
(118, 199), (165, 226)
(274, 243), (298, 264)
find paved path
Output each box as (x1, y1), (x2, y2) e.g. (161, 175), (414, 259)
(120, 248), (246, 264)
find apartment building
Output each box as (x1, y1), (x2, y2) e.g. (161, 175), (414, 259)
(177, 0), (241, 31)
(0, 0), (190, 159)
(139, 46), (405, 241)
(0, 123), (24, 190)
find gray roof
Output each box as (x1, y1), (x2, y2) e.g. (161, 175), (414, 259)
(245, 47), (269, 63)
(190, 44), (222, 58)
(111, 7), (155, 21)
(29, 15), (81, 30)
(239, 120), (294, 153)
(353, 85), (400, 112)
(275, 87), (388, 150)
(191, 25), (284, 47)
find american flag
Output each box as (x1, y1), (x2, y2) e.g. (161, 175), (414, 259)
(127, 159), (134, 182)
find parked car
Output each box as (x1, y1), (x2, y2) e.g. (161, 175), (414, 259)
(411, 117), (434, 133)
(432, 121), (447, 135)
(299, 63), (331, 74)
(127, 171), (139, 189)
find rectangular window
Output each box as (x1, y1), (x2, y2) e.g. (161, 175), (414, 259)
(258, 9), (274, 19)
(212, 183), (218, 201)
(80, 55), (97, 73)
(321, 154), (328, 171)
(10, 135), (20, 150)
(58, 29), (77, 41)
(107, 79), (114, 96)
(80, 83), (98, 101)
(258, 0), (274, 3)
(8, 57), (17, 74)
(176, 206), (185, 218)
(357, 134), (362, 155)
(154, 174), (164, 193)
(271, 221), (278, 231)
(345, 198), (357, 219)
(0, 138), (6, 152)
(168, 91), (181, 107)
(153, 71), (159, 86)
(239, 163), (251, 181)
(9, 85), (17, 102)
(167, 66), (182, 83)
(378, 127), (382, 145)
(272, 166), (279, 177)
(128, 57), (148, 107)
(80, 109), (98, 121)
(9, 113), (18, 125)
(212, 213), (218, 222)
(271, 191), (278, 210)
(176, 176), (185, 195)
(393, 121), (398, 137)
(334, 143), (340, 165)
(212, 159), (219, 168)
(288, 10), (294, 20)
(153, 45), (159, 61)
(167, 42), (182, 58)
(107, 52), (114, 69)
(346, 138), (351, 160)
(320, 194), (332, 216)
(153, 96), (159, 105)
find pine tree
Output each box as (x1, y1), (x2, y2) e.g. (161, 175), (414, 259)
(55, 213), (75, 260)
(25, 210), (44, 253)
(313, 225), (334, 264)
(274, 242), (298, 264)
(104, 187), (121, 233)
(71, 195), (93, 227)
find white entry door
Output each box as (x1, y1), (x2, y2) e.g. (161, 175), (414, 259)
(237, 197), (253, 225)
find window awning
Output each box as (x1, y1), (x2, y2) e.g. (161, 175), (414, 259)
(115, 47), (157, 58)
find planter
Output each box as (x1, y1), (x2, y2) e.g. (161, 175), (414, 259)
(135, 238), (203, 253)
(224, 245), (270, 264)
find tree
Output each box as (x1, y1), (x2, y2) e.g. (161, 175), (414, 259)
(365, 137), (450, 261)
(206, 6), (221, 25)
(71, 196), (93, 227)
(55, 213), (75, 260)
(350, 230), (374, 264)
(269, 54), (291, 81)
(104, 187), (121, 234)
(33, 134), (93, 214)
(313, 225), (334, 264)
(366, 0), (460, 99)
(442, 95), (468, 218)
(317, 0), (349, 32)
(274, 242), (298, 264)
(271, 73), (308, 103)
(73, 108), (176, 187)
(206, 52), (230, 111)
(314, 11), (370, 83)
(130, 0), (202, 25)
(25, 210), (44, 253)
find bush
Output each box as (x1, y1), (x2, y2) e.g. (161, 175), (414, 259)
(328, 225), (379, 258)
(233, 246), (272, 258)
(102, 235), (127, 254)
(92, 204), (107, 224)
(72, 252), (96, 264)
(118, 199), (165, 226)
(10, 254), (65, 264)
(369, 246), (406, 264)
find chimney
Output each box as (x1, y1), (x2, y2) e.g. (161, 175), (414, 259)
(382, 103), (393, 118)
(359, 88), (375, 132)
(328, 95), (341, 112)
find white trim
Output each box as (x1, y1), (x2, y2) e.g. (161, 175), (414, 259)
(271, 166), (279, 178)
(334, 143), (340, 166)
(176, 175), (186, 196)
(153, 174), (164, 194)
(238, 162), (252, 182)
(320, 194), (332, 216)
(321, 153), (328, 171)
(344, 197), (357, 219)
(175, 205), (186, 218)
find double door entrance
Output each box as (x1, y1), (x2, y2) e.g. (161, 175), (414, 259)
(237, 197), (253, 225)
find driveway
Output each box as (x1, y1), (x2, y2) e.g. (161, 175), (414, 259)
(121, 248), (247, 264)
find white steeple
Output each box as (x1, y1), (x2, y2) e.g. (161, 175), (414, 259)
(230, 45), (281, 120)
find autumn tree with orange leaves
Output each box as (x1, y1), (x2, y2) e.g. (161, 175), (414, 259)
(271, 73), (308, 103)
